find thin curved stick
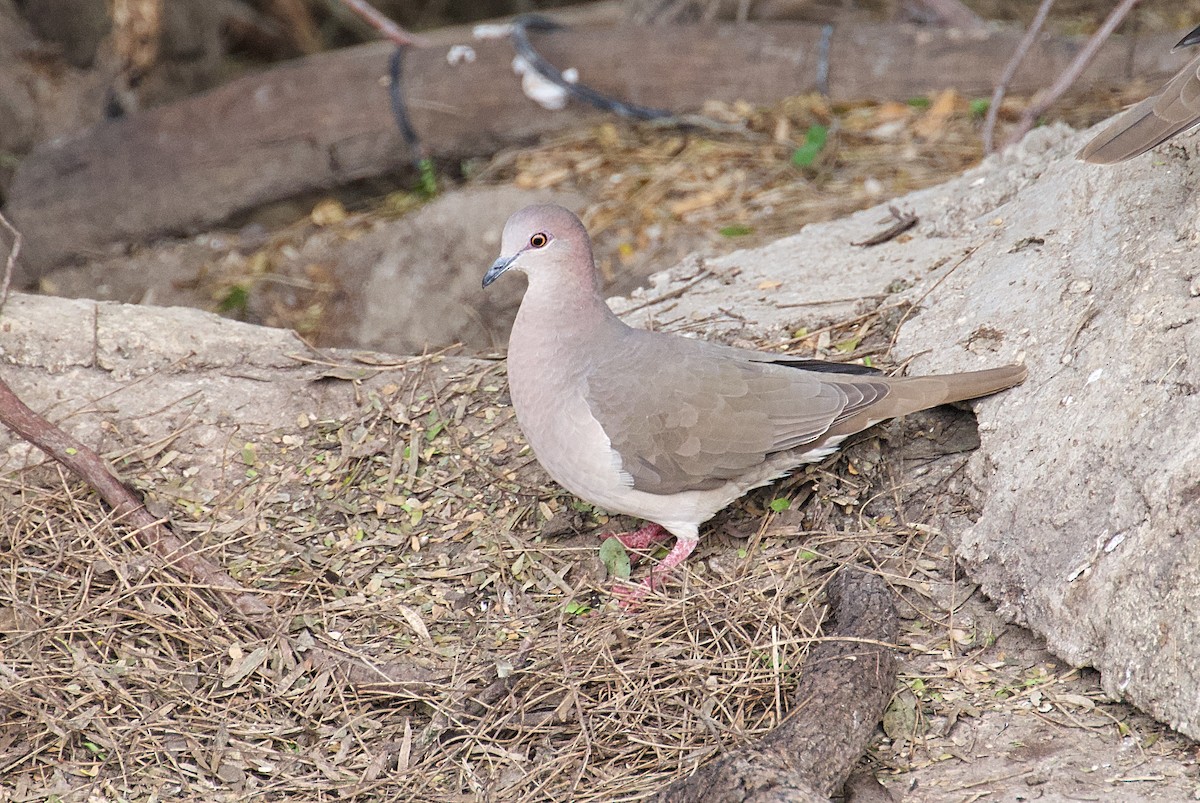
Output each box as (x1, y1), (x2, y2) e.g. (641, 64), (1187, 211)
(340, 0), (429, 47)
(982, 0), (1055, 154)
(1002, 0), (1144, 151)
(0, 210), (19, 311)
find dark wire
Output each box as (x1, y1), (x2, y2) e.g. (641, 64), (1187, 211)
(510, 14), (674, 122)
(388, 46), (425, 168)
(816, 24), (834, 97)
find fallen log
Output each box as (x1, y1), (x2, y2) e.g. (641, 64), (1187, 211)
(656, 567), (898, 802)
(4, 22), (1186, 279)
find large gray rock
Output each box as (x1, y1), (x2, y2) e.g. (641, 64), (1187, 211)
(897, 130), (1200, 737)
(615, 123), (1200, 738)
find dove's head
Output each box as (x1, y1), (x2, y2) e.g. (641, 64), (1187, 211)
(483, 205), (596, 290)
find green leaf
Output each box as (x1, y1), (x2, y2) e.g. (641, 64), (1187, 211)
(718, 224), (753, 237)
(565, 600), (591, 616)
(834, 336), (860, 353)
(799, 550), (818, 561)
(882, 689), (920, 740)
(790, 124), (828, 167)
(906, 96), (931, 108)
(737, 547), (748, 559)
(862, 356), (873, 368)
(769, 497), (790, 513)
(599, 537), (631, 581)
(241, 442), (257, 466)
(418, 158), (438, 197)
(218, 284), (250, 314)
(969, 98), (989, 118)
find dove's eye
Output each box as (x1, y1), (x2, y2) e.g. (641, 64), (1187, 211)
(529, 233), (549, 248)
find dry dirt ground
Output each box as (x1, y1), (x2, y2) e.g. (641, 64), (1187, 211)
(6, 7), (1200, 802)
(3, 334), (1199, 802)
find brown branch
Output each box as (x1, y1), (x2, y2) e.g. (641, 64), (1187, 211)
(1002, 0), (1144, 150)
(983, 0), (1056, 154)
(339, 0), (430, 47)
(656, 567), (898, 801)
(10, 24), (1184, 278)
(0, 210), (19, 310)
(0, 374), (272, 616)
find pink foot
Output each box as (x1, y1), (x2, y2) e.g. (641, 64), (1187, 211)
(602, 522), (672, 551)
(609, 536), (699, 610)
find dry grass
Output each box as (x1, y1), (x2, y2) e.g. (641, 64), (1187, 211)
(1, 300), (1185, 802)
(0, 349), (838, 802)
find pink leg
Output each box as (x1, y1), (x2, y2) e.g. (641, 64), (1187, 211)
(612, 537), (699, 609)
(603, 522), (672, 551)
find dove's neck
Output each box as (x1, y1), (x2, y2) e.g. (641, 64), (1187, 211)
(516, 264), (626, 344)
(507, 265), (628, 403)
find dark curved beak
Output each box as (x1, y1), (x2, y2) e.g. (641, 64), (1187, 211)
(482, 254), (517, 288)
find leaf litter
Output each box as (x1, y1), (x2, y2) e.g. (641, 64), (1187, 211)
(2, 299), (1194, 801)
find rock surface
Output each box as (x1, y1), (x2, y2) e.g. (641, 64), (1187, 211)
(897, 131), (1200, 738)
(616, 122), (1200, 739)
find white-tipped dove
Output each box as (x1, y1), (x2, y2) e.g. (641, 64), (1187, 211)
(1080, 24), (1200, 164)
(484, 205), (1026, 602)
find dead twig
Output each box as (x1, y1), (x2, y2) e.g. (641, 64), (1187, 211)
(852, 205), (919, 247)
(982, 0), (1055, 154)
(1002, 0), (1144, 151)
(0, 373), (272, 616)
(0, 210), (19, 311)
(338, 0), (430, 47)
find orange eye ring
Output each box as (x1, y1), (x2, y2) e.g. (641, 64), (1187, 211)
(529, 233), (549, 248)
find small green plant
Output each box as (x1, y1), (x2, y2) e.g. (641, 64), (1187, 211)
(791, 124), (828, 167)
(565, 600), (592, 616)
(425, 410), (446, 441)
(418, 157), (438, 197)
(599, 538), (631, 580)
(218, 284), (250, 315)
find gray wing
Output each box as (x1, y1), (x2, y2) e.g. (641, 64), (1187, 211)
(583, 330), (891, 495)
